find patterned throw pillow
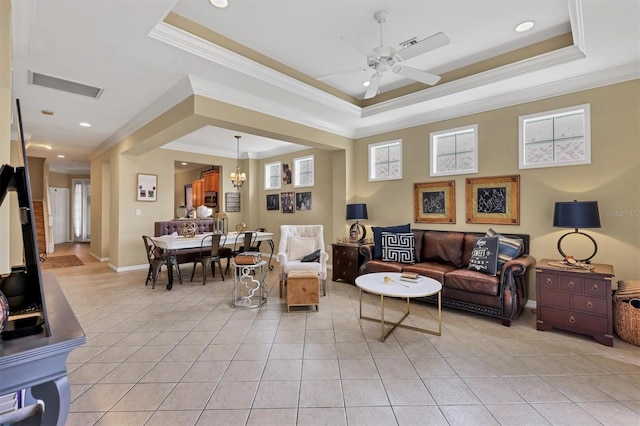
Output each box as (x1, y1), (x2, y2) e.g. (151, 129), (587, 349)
(381, 232), (415, 264)
(372, 224), (411, 259)
(486, 228), (524, 270)
(468, 236), (499, 276)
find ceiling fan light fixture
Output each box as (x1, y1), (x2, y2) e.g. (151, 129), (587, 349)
(209, 0), (229, 8)
(515, 21), (535, 32)
(362, 81), (370, 87)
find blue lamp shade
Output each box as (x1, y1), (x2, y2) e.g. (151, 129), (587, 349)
(553, 201), (601, 229)
(346, 203), (368, 221)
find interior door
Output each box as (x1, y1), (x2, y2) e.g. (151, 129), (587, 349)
(49, 187), (69, 244)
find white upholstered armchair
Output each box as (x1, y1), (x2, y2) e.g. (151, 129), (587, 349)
(277, 224), (329, 296)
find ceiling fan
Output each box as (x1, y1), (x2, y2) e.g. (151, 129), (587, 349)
(325, 10), (450, 99)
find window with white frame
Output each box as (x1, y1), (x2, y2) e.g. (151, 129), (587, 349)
(519, 104), (591, 169)
(293, 155), (314, 187)
(264, 161), (281, 190)
(369, 139), (402, 181)
(430, 124), (478, 176)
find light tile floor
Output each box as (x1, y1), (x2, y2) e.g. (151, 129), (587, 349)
(51, 244), (640, 425)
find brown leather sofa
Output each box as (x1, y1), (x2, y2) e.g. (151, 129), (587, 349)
(154, 220), (214, 264)
(359, 229), (536, 326)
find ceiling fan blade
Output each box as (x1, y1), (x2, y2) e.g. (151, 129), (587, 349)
(395, 32), (450, 61)
(317, 66), (367, 81)
(364, 73), (381, 99)
(341, 35), (378, 58)
(394, 65), (441, 86)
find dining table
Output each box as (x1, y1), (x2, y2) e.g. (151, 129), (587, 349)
(151, 231), (275, 290)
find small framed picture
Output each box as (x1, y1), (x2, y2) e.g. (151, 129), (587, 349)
(137, 173), (157, 202)
(266, 194), (279, 211)
(414, 181), (455, 223)
(281, 192), (295, 213)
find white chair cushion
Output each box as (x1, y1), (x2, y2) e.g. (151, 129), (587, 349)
(287, 236), (317, 261)
(283, 260), (322, 275)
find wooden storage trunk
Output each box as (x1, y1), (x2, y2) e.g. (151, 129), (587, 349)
(287, 270), (319, 311)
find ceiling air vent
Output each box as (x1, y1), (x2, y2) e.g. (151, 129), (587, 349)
(28, 71), (104, 99)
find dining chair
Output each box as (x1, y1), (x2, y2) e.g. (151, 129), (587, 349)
(249, 227), (266, 252)
(224, 231), (258, 274)
(142, 235), (182, 289)
(190, 233), (225, 285)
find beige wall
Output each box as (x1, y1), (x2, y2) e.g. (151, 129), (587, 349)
(353, 79), (640, 299)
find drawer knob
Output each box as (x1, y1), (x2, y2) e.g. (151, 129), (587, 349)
(546, 278), (553, 285)
(567, 281), (575, 288)
(569, 315), (576, 324)
(586, 301), (593, 309)
(592, 284), (599, 291)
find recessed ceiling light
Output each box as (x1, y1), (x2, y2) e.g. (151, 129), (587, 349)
(181, 162), (188, 166)
(515, 21), (535, 32)
(79, 122), (91, 127)
(209, 0), (229, 8)
(362, 81), (370, 87)
(57, 154), (65, 158)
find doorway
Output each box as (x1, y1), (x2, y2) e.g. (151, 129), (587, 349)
(49, 187), (69, 244)
(72, 179), (91, 242)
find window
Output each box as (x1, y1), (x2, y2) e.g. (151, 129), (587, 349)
(294, 155), (314, 187)
(264, 161), (281, 190)
(430, 124), (478, 176)
(369, 139), (402, 181)
(519, 104), (590, 169)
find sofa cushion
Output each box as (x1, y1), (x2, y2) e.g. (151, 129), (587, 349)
(381, 232), (415, 264)
(372, 224), (411, 259)
(486, 228), (523, 269)
(421, 231), (464, 268)
(363, 259), (404, 273)
(445, 269), (500, 296)
(403, 262), (457, 283)
(468, 236), (499, 276)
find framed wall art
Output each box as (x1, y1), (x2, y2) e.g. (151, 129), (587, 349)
(414, 181), (456, 223)
(466, 175), (520, 225)
(137, 173), (157, 201)
(295, 192), (312, 211)
(281, 192), (294, 213)
(225, 192), (241, 212)
(266, 194), (279, 211)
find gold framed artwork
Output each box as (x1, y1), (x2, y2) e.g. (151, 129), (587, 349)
(465, 175), (520, 225)
(413, 181), (456, 223)
(137, 173), (157, 201)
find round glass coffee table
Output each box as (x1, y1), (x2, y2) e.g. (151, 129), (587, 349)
(355, 272), (442, 341)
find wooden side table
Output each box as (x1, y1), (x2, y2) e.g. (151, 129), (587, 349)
(535, 259), (615, 346)
(332, 243), (370, 284)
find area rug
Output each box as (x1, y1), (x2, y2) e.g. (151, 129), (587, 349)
(41, 255), (84, 270)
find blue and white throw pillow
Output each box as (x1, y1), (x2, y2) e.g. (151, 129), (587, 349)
(486, 228), (523, 270)
(381, 232), (415, 264)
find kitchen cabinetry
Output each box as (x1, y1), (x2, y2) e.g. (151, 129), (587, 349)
(536, 259), (615, 346)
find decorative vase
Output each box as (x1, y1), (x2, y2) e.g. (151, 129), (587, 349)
(196, 205), (209, 218)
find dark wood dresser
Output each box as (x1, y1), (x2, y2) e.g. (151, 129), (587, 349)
(536, 259), (615, 346)
(332, 243), (370, 284)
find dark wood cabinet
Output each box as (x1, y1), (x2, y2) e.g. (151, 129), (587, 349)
(536, 259), (615, 346)
(332, 243), (369, 284)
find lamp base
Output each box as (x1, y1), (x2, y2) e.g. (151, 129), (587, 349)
(557, 230), (598, 263)
(350, 222), (366, 244)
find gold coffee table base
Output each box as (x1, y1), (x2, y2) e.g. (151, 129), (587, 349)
(359, 290), (442, 342)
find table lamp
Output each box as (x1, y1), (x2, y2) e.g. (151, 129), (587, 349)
(553, 200), (601, 263)
(346, 203), (368, 244)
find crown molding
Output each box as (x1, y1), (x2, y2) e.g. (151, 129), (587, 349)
(354, 62), (640, 139)
(148, 21), (361, 116)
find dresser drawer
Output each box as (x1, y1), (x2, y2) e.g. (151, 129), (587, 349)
(539, 290), (571, 309)
(572, 294), (607, 315)
(538, 273), (560, 290)
(584, 278), (607, 297)
(560, 275), (582, 292)
(542, 306), (608, 334)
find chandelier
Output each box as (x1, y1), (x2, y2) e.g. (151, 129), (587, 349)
(230, 135), (246, 189)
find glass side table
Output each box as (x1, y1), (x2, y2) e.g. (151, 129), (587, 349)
(232, 260), (267, 309)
